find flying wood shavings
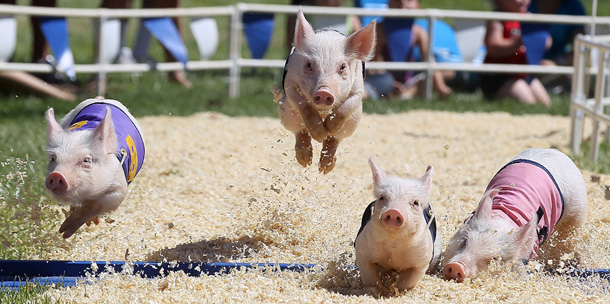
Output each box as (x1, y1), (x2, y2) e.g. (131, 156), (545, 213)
(39, 111), (610, 303)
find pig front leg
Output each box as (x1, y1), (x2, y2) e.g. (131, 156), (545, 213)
(358, 261), (381, 292)
(59, 203), (105, 238)
(324, 94), (362, 136)
(285, 87), (328, 142)
(300, 105), (328, 142)
(396, 267), (427, 291)
(59, 190), (124, 238)
(319, 136), (339, 174)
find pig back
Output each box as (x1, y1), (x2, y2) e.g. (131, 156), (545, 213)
(65, 101), (145, 184)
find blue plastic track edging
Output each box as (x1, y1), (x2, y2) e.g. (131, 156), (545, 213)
(2, 260), (609, 291)
(0, 260), (318, 290)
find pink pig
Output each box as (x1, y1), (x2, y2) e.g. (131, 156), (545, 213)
(355, 157), (442, 292)
(45, 97), (145, 238)
(442, 148), (588, 282)
(277, 8), (376, 174)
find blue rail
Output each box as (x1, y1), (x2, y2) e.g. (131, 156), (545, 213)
(1, 259), (609, 291)
(0, 260), (318, 290)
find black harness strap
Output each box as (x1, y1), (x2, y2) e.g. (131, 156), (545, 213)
(354, 200), (438, 256)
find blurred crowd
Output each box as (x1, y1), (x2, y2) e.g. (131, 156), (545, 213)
(0, 0), (588, 105)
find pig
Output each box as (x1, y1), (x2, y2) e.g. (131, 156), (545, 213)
(276, 8), (376, 174)
(442, 148), (588, 282)
(45, 97), (145, 238)
(354, 156), (442, 292)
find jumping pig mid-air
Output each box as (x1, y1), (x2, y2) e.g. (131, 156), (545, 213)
(355, 157), (442, 292)
(442, 148), (588, 282)
(276, 9), (376, 174)
(45, 97), (145, 238)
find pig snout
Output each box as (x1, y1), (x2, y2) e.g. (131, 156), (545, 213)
(46, 171), (69, 195)
(443, 262), (466, 283)
(382, 209), (404, 228)
(313, 87), (335, 106)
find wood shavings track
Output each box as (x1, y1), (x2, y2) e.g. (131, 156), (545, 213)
(41, 111), (610, 302)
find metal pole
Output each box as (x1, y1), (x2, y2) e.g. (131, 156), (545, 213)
(425, 14), (436, 100)
(589, 46), (606, 162)
(591, 0), (598, 36)
(96, 9), (108, 97)
(570, 36), (586, 155)
(228, 4), (242, 98)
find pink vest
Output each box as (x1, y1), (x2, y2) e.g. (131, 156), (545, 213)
(486, 159), (564, 257)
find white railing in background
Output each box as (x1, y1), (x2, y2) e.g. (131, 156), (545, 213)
(570, 34), (610, 163)
(0, 3), (608, 98)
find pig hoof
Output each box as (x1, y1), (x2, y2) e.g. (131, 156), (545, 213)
(295, 148), (313, 167)
(85, 216), (101, 226)
(319, 155), (336, 174)
(363, 286), (380, 297)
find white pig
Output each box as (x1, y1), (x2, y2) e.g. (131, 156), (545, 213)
(277, 8), (376, 174)
(45, 97), (145, 238)
(355, 157), (442, 292)
(442, 148), (588, 282)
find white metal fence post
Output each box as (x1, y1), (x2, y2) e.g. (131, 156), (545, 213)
(589, 46), (607, 162)
(96, 9), (108, 97)
(228, 4), (242, 98)
(570, 36), (586, 155)
(424, 13), (436, 100)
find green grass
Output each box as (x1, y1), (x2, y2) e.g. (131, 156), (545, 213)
(0, 284), (53, 304)
(1, 0), (609, 302)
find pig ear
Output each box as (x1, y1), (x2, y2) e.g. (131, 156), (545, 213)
(418, 165), (434, 194)
(93, 107), (117, 155)
(368, 156), (387, 184)
(294, 8), (315, 51)
(45, 108), (64, 138)
(507, 212), (538, 259)
(473, 188), (499, 221)
(345, 19), (376, 60)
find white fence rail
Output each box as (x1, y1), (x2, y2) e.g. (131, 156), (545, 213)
(0, 3), (608, 98)
(570, 34), (610, 162)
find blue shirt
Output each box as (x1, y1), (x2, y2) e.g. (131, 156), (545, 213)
(411, 18), (462, 64)
(528, 0), (586, 60)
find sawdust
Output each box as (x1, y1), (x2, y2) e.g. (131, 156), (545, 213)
(39, 111), (610, 303)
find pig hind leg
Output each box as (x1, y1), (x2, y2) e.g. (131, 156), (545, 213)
(319, 136), (339, 174)
(539, 179), (587, 267)
(295, 130), (313, 167)
(523, 149), (588, 266)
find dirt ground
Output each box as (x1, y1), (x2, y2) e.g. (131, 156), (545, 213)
(41, 111), (610, 303)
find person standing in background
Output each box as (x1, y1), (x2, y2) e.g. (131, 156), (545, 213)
(479, 0), (551, 105)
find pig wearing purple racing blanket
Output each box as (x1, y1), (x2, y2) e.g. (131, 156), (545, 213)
(442, 148), (587, 282)
(45, 97), (145, 238)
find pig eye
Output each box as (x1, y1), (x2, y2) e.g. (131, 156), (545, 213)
(413, 200), (419, 206)
(339, 63), (347, 72)
(83, 156), (92, 164)
(305, 62), (313, 72)
(49, 155), (56, 162)
(378, 195), (385, 201)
